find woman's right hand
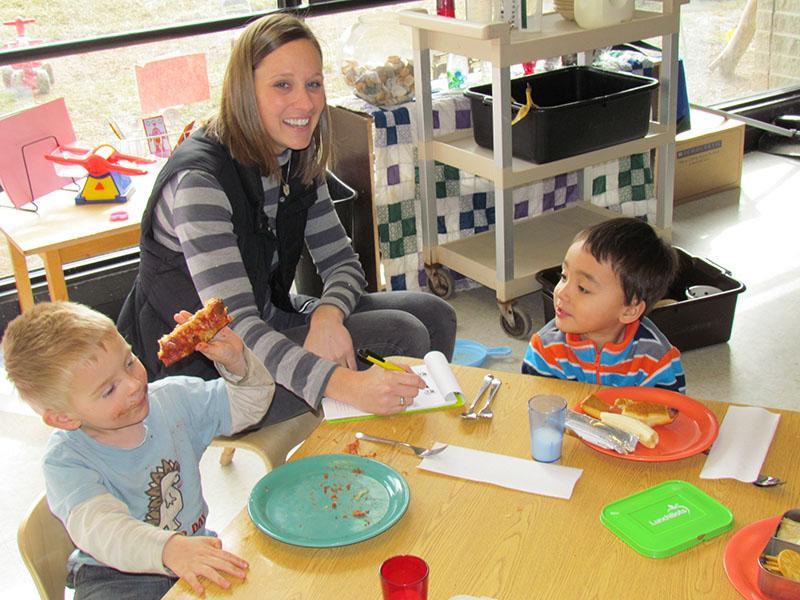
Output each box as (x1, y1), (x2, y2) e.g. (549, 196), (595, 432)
(325, 364), (426, 415)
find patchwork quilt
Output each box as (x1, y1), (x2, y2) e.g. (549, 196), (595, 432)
(333, 92), (655, 292)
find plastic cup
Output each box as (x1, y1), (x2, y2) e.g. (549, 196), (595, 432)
(380, 555), (429, 600)
(528, 395), (567, 462)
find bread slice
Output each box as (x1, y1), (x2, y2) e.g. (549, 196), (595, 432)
(580, 394), (614, 420)
(600, 412), (659, 448)
(614, 397), (679, 427)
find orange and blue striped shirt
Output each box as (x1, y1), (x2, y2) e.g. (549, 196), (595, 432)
(522, 318), (686, 393)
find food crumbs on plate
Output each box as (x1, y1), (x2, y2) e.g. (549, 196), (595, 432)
(352, 467), (363, 474)
(352, 510), (370, 517)
(354, 489), (368, 501)
(346, 483), (351, 490)
(332, 502), (337, 509)
(323, 473), (329, 479)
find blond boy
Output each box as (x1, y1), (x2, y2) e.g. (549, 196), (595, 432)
(3, 301), (275, 598)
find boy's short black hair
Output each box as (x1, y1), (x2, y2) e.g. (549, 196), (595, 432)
(575, 217), (678, 313)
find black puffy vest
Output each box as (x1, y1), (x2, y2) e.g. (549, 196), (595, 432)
(117, 129), (317, 381)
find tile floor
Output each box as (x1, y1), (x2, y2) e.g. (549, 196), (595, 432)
(2, 150), (799, 598)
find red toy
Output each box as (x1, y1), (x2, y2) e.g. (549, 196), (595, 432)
(1, 17), (54, 94)
(44, 144), (155, 205)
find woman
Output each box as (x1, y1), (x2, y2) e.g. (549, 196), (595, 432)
(118, 13), (457, 431)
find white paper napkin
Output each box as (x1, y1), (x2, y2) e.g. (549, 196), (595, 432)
(417, 444), (583, 500)
(700, 406), (780, 482)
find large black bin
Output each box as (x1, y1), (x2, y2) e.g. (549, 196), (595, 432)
(464, 66), (658, 163)
(294, 171), (356, 298)
(535, 247), (746, 352)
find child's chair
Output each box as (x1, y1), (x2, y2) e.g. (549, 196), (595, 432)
(18, 493), (75, 600)
(210, 410), (322, 470)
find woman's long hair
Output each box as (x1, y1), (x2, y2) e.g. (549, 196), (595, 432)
(206, 13), (331, 185)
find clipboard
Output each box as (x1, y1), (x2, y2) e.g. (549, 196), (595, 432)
(321, 351), (465, 422)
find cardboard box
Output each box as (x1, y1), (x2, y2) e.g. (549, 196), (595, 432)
(674, 107), (745, 204)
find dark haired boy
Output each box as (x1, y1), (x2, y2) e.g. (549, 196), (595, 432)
(522, 217), (685, 392)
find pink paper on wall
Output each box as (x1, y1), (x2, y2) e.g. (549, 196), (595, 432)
(0, 97), (77, 208)
(135, 53), (210, 114)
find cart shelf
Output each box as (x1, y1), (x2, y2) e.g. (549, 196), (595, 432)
(401, 4), (686, 338)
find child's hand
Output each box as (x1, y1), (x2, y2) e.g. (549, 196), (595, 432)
(162, 534), (248, 595)
(173, 310), (247, 377)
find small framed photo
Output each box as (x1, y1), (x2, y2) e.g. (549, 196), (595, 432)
(142, 115), (172, 158)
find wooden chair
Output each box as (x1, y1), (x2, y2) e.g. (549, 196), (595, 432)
(18, 493), (75, 600)
(210, 410), (323, 470)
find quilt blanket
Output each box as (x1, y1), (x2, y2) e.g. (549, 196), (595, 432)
(333, 92), (655, 292)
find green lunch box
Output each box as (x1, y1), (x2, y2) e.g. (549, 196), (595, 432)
(601, 480), (734, 558)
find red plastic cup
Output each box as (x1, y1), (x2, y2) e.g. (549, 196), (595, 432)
(380, 555), (429, 600)
(436, 0), (455, 18)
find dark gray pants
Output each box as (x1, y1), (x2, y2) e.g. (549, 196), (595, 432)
(255, 290), (457, 426)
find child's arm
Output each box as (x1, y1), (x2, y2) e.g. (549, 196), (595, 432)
(66, 493), (247, 593)
(172, 309), (276, 433)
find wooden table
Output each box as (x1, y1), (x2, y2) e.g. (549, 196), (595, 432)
(166, 364), (799, 599)
(0, 163), (161, 312)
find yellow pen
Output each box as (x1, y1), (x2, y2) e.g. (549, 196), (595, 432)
(356, 348), (406, 372)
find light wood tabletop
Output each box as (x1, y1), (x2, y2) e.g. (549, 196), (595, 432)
(0, 161), (162, 311)
(165, 364), (799, 599)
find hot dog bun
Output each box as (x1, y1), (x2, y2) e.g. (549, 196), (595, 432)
(613, 397), (679, 427)
(580, 394), (611, 420)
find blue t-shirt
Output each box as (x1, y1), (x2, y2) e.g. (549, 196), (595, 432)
(43, 375), (233, 571)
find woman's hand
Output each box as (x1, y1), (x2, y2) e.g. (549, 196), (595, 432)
(172, 310), (247, 377)
(162, 534), (248, 596)
(325, 364), (426, 415)
(304, 304), (357, 369)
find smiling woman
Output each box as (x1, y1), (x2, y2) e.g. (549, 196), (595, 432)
(116, 13), (456, 458)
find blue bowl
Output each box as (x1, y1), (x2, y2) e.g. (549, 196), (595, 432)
(452, 339), (512, 367)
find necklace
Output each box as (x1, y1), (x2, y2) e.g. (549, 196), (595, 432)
(280, 156), (291, 197)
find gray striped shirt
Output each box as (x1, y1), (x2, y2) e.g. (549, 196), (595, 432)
(151, 155), (367, 407)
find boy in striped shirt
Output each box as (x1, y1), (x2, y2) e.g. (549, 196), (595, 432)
(522, 217), (686, 392)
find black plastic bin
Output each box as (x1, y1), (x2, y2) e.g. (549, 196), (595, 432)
(535, 247), (746, 352)
(294, 171), (356, 298)
(464, 66), (658, 163)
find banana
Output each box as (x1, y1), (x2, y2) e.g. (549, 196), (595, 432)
(600, 412), (659, 448)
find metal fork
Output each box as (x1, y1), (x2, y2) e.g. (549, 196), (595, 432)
(461, 373), (495, 419)
(477, 377), (502, 419)
(355, 432), (447, 458)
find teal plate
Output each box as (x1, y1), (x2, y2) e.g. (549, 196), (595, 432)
(248, 454), (410, 547)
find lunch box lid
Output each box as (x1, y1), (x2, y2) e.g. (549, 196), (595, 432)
(600, 480), (734, 558)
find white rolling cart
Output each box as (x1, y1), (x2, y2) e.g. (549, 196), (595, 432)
(399, 2), (686, 338)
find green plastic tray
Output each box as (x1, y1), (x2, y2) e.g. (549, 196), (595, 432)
(600, 480), (733, 558)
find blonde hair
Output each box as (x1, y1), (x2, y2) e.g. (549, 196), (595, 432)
(205, 13), (331, 185)
(2, 302), (120, 412)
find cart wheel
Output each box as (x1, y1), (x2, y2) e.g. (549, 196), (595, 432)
(499, 305), (533, 339)
(35, 68), (51, 94)
(426, 267), (455, 299)
(1, 67), (11, 88)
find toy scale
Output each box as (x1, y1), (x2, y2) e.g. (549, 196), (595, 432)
(44, 144), (155, 204)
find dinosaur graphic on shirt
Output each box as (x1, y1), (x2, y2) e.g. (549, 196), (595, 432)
(145, 458), (183, 530)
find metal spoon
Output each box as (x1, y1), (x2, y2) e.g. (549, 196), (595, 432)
(702, 449), (784, 487)
(477, 377), (502, 419)
(461, 373), (494, 419)
(752, 474), (785, 488)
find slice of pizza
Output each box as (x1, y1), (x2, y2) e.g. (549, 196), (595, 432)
(157, 298), (232, 367)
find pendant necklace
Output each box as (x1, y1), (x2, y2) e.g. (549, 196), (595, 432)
(280, 156), (291, 197)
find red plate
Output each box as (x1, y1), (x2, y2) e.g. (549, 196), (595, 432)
(576, 386), (719, 461)
(723, 516), (781, 600)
